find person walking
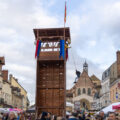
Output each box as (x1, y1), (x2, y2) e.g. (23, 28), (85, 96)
(99, 111), (106, 120)
(16, 113), (20, 120)
(19, 113), (25, 120)
(82, 113), (85, 120)
(108, 112), (116, 120)
(2, 113), (8, 120)
(8, 112), (17, 120)
(47, 113), (51, 120)
(40, 112), (48, 120)
(0, 114), (2, 120)
(95, 115), (102, 120)
(78, 114), (83, 120)
(68, 113), (78, 120)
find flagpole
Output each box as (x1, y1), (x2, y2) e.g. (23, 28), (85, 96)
(64, 1), (66, 59)
(63, 1), (66, 118)
(64, 20), (65, 45)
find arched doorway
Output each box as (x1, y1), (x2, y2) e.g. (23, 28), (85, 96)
(80, 99), (90, 110)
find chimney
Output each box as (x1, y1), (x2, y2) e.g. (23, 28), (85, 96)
(117, 51), (120, 78)
(2, 70), (8, 82)
(15, 79), (18, 82)
(0, 57), (5, 71)
(9, 74), (13, 84)
(9, 74), (12, 79)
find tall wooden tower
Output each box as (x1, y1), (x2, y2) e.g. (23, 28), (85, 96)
(33, 28), (71, 117)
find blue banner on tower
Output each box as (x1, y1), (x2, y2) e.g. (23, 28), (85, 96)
(59, 40), (65, 59)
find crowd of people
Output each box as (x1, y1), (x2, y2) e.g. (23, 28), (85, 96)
(0, 112), (35, 120)
(67, 111), (119, 120)
(0, 111), (119, 120)
(36, 111), (120, 120)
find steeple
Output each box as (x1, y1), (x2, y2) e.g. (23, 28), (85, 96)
(83, 61), (88, 73)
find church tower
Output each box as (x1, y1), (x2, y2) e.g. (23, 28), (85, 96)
(83, 61), (88, 73)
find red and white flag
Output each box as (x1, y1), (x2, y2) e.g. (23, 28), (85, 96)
(64, 1), (67, 23)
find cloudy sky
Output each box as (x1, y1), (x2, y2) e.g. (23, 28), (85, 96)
(0, 0), (120, 104)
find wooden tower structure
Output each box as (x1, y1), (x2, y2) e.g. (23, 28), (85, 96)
(33, 28), (71, 117)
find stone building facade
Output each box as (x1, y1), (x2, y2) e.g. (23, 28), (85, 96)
(110, 79), (120, 103)
(101, 62), (118, 108)
(10, 75), (29, 110)
(100, 51), (120, 109)
(0, 57), (12, 108)
(67, 62), (101, 111)
(101, 67), (111, 109)
(0, 57), (29, 109)
(110, 51), (120, 103)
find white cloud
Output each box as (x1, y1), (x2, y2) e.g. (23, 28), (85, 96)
(0, 2), (8, 11)
(67, 0), (120, 67)
(88, 40), (96, 47)
(0, 0), (61, 104)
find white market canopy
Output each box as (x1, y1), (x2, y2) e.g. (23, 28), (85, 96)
(101, 102), (120, 114)
(66, 102), (74, 107)
(66, 111), (71, 115)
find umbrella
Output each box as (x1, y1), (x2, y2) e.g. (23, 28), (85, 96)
(9, 108), (23, 113)
(14, 108), (23, 112)
(9, 108), (15, 111)
(0, 108), (5, 113)
(0, 108), (9, 113)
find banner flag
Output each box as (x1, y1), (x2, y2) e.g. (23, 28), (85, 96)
(35, 40), (39, 58)
(64, 1), (67, 23)
(59, 40), (65, 59)
(37, 40), (42, 58)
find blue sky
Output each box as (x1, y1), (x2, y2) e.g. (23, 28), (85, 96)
(0, 0), (120, 104)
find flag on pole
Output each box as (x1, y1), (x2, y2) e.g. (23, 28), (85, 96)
(35, 40), (39, 58)
(59, 40), (65, 59)
(35, 40), (41, 58)
(64, 1), (67, 23)
(37, 40), (41, 58)
(66, 47), (68, 60)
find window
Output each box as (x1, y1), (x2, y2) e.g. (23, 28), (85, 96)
(78, 88), (81, 95)
(105, 72), (107, 77)
(108, 69), (110, 76)
(88, 88), (91, 95)
(83, 88), (86, 94)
